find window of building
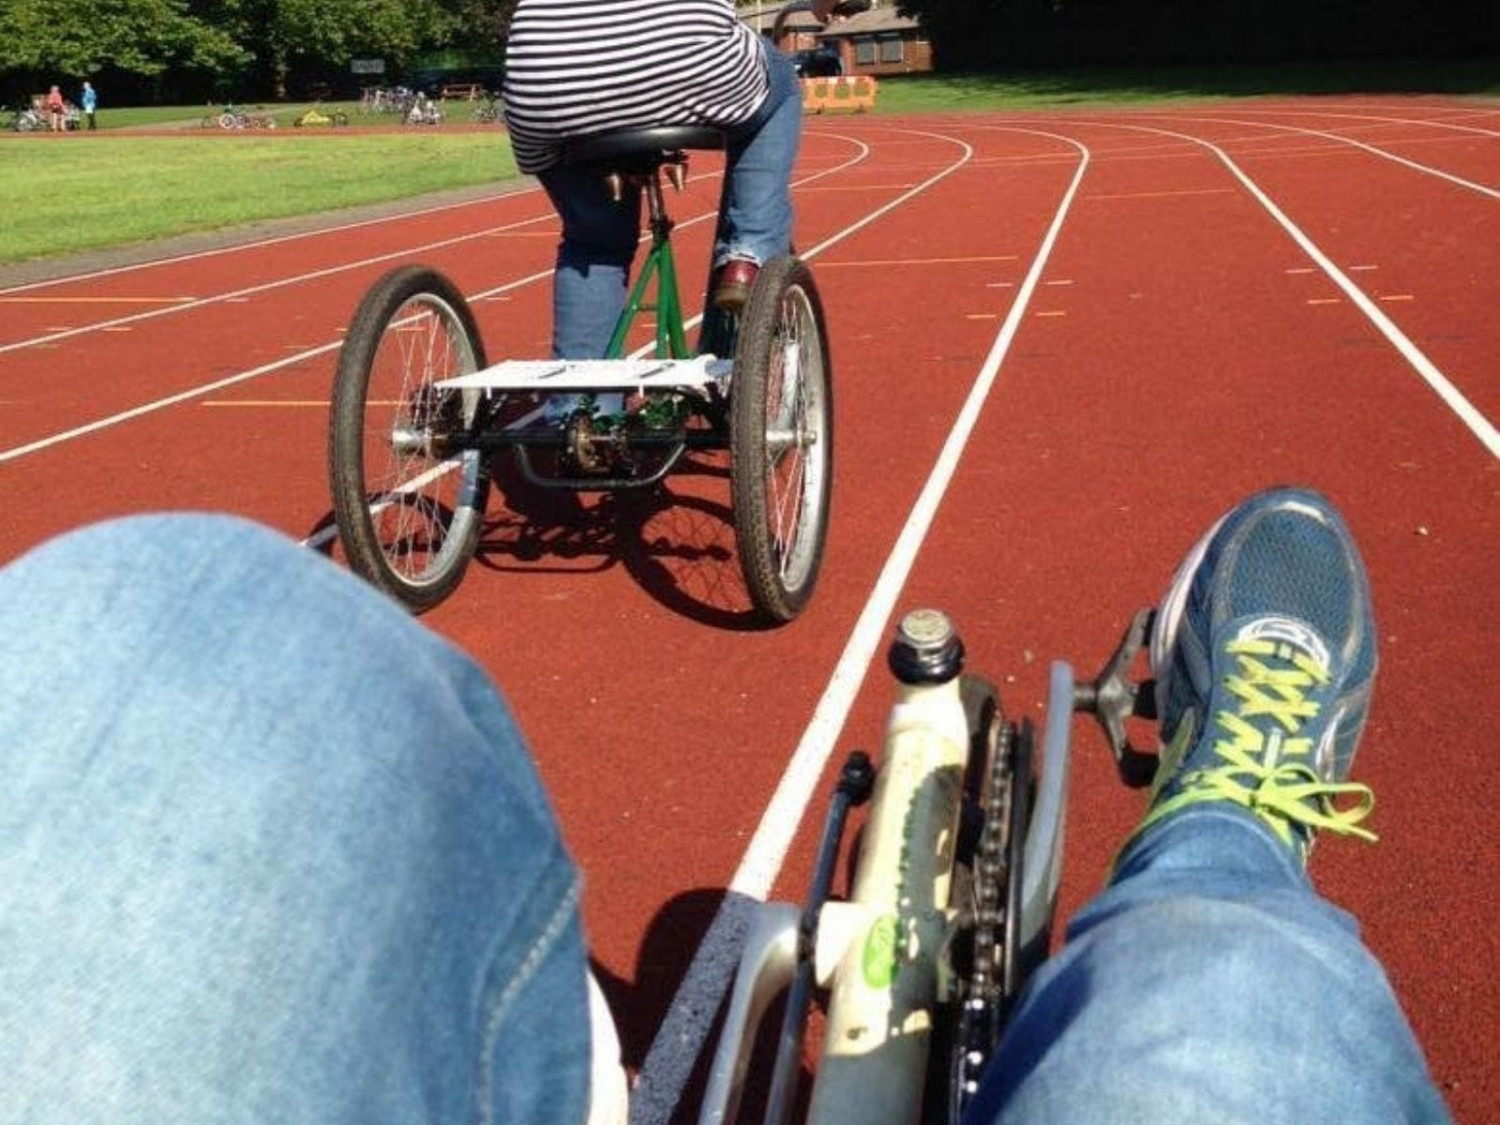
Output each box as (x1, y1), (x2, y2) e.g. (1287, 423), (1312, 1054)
(854, 36), (877, 65)
(879, 34), (904, 63)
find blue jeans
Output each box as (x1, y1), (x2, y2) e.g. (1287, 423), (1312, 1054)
(0, 517), (1449, 1124)
(538, 47), (803, 361)
(0, 515), (590, 1125)
(967, 806), (1452, 1124)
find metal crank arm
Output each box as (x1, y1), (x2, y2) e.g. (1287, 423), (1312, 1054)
(1071, 608), (1160, 788)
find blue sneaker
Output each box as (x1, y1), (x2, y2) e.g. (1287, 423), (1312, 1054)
(1136, 487), (1379, 859)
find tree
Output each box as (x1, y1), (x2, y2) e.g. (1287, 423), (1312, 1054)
(183, 0), (514, 99)
(445, 0), (518, 47)
(264, 0), (458, 96)
(0, 0), (247, 78)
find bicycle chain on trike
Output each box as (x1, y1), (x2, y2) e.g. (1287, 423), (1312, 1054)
(953, 715), (1015, 1116)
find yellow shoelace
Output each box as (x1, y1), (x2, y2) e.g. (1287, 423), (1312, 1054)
(1140, 638), (1377, 849)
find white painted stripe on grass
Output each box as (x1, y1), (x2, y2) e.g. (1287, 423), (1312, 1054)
(629, 127), (1091, 1125)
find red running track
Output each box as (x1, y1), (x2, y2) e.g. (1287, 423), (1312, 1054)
(1, 97), (1495, 1123)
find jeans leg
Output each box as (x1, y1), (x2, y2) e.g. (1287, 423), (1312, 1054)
(540, 165), (642, 361)
(0, 514), (591, 1125)
(715, 47), (802, 267)
(966, 809), (1451, 1125)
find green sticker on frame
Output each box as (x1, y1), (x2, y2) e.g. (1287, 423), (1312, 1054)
(862, 913), (899, 988)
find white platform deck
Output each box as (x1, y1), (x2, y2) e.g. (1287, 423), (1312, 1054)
(435, 356), (732, 393)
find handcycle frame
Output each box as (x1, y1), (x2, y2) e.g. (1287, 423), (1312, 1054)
(697, 607), (1159, 1125)
(326, 125), (835, 622)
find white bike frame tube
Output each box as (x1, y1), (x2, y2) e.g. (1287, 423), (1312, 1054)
(806, 672), (969, 1125)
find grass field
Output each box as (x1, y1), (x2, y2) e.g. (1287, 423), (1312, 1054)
(2, 57), (1494, 266)
(0, 132), (517, 264)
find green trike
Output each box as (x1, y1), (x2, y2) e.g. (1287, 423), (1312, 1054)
(327, 126), (834, 623)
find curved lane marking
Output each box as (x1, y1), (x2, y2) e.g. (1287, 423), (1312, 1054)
(1209, 106), (1500, 140)
(1130, 111), (1499, 199)
(1037, 116), (1500, 457)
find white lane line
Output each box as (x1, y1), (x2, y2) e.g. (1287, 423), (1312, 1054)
(0, 141), (876, 464)
(0, 210), (560, 357)
(1216, 106), (1500, 139)
(630, 126), (1090, 1125)
(1130, 112), (1500, 199)
(1089, 187), (1236, 200)
(1122, 100), (1500, 129)
(0, 343), (343, 464)
(1068, 117), (1500, 458)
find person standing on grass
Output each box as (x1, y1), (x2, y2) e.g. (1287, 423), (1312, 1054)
(44, 85), (65, 132)
(80, 81), (97, 130)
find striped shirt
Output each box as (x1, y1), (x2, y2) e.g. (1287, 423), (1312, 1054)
(503, 0), (770, 174)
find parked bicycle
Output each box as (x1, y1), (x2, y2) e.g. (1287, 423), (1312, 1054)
(200, 104), (278, 130)
(471, 96), (503, 125)
(6, 103), (45, 132)
(403, 92), (443, 126)
(358, 85), (417, 117)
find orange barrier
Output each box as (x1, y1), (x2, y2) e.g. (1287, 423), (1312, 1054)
(801, 75), (878, 114)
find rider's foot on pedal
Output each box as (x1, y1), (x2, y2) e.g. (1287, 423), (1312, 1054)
(1133, 486), (1379, 861)
(711, 257), (759, 313)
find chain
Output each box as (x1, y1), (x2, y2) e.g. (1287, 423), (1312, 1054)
(952, 717), (1014, 1116)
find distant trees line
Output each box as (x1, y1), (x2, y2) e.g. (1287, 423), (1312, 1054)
(895, 0), (1497, 68)
(0, 0), (518, 104)
(2, 0), (1493, 106)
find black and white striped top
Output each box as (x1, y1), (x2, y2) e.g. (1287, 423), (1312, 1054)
(503, 0), (770, 174)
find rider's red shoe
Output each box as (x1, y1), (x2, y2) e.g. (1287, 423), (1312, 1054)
(711, 258), (759, 312)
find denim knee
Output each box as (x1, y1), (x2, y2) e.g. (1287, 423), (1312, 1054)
(0, 514), (590, 1124)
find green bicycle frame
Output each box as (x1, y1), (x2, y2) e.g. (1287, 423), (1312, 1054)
(604, 223), (691, 361)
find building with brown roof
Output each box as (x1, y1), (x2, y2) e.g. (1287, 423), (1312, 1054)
(815, 4), (933, 77)
(738, 1), (933, 76)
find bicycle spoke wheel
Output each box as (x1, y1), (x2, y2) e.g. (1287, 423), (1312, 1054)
(729, 257), (833, 623)
(328, 265), (490, 612)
